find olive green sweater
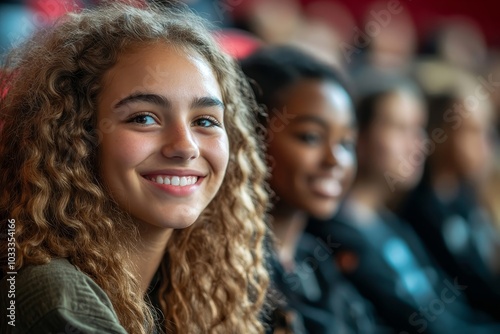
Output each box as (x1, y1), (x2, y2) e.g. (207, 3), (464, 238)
(1, 258), (129, 334)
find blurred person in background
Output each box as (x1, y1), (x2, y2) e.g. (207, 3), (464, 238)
(420, 17), (488, 73)
(231, 0), (348, 69)
(307, 70), (500, 334)
(351, 1), (418, 74)
(241, 45), (391, 334)
(480, 53), (500, 231)
(398, 90), (500, 320)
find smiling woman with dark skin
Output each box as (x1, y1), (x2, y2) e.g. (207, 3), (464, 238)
(264, 78), (356, 270)
(241, 46), (387, 334)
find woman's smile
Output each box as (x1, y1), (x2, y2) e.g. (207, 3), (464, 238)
(142, 170), (206, 197)
(308, 175), (343, 198)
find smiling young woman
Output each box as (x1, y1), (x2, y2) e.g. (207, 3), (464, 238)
(0, 3), (269, 334)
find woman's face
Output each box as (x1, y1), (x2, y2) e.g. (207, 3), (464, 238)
(266, 79), (357, 219)
(360, 90), (427, 191)
(97, 43), (229, 230)
(448, 102), (494, 181)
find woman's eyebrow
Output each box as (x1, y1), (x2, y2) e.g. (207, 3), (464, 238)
(114, 93), (170, 109)
(293, 114), (357, 128)
(190, 96), (225, 110)
(112, 93), (224, 111)
(292, 115), (328, 129)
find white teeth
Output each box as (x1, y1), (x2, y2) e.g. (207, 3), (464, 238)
(180, 177), (187, 186)
(171, 176), (180, 186)
(310, 178), (342, 197)
(148, 175), (198, 186)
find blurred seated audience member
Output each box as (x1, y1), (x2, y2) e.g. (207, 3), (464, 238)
(398, 92), (500, 319)
(286, 17), (345, 70)
(301, 0), (356, 67)
(488, 53), (500, 137)
(420, 17), (487, 73)
(307, 71), (500, 334)
(411, 59), (479, 100)
(241, 46), (391, 334)
(357, 1), (417, 72)
(480, 53), (500, 230)
(233, 0), (302, 45)
(232, 0), (346, 69)
(337, 2), (417, 80)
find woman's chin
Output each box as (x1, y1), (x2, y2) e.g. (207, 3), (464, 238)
(135, 214), (200, 231)
(308, 203), (340, 221)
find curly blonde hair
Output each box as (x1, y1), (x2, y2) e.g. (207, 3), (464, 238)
(0, 2), (270, 333)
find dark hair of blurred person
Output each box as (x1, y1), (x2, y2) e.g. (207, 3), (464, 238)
(241, 46), (390, 334)
(307, 70), (500, 334)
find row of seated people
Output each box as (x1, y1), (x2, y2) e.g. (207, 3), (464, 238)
(240, 44), (500, 333)
(306, 68), (500, 332)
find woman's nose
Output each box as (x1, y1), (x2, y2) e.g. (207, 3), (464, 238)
(324, 143), (353, 168)
(161, 123), (200, 161)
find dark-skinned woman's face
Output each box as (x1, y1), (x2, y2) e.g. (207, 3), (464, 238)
(266, 79), (357, 219)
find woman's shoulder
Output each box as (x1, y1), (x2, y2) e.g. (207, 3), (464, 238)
(15, 257), (88, 281)
(1, 258), (128, 334)
(14, 258), (109, 302)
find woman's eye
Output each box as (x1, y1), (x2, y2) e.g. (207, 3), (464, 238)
(298, 133), (321, 145)
(128, 114), (157, 125)
(193, 116), (222, 128)
(341, 139), (356, 150)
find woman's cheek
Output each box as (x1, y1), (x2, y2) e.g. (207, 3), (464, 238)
(203, 134), (230, 171)
(104, 130), (155, 166)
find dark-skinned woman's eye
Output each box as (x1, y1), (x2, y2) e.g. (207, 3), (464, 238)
(341, 139), (356, 150)
(298, 133), (321, 145)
